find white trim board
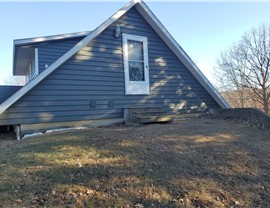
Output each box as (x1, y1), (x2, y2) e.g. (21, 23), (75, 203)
(35, 48), (39, 75)
(14, 31), (91, 46)
(0, 0), (229, 115)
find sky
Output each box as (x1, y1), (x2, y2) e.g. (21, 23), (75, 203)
(0, 1), (270, 85)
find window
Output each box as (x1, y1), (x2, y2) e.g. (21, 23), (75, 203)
(128, 40), (145, 81)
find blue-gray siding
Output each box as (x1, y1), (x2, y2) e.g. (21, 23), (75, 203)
(0, 7), (220, 125)
(37, 37), (83, 73)
(0, 86), (22, 105)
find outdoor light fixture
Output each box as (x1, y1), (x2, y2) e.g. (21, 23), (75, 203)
(114, 23), (121, 38)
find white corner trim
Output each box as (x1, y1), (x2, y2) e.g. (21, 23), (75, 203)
(0, 0), (138, 115)
(35, 48), (39, 74)
(14, 31), (91, 46)
(136, 2), (230, 109)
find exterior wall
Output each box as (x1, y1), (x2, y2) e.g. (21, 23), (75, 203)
(36, 37), (83, 73)
(0, 7), (220, 126)
(0, 86), (22, 105)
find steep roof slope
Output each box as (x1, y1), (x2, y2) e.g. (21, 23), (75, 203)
(0, 0), (229, 115)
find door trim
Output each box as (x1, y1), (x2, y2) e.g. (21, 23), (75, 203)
(122, 33), (150, 95)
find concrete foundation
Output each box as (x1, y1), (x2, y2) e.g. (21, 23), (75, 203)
(19, 118), (124, 140)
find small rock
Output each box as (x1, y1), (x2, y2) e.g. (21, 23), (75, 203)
(152, 162), (158, 166)
(134, 203), (144, 208)
(113, 192), (119, 197)
(234, 201), (240, 205)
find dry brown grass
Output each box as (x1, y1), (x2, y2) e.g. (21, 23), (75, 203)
(0, 117), (270, 207)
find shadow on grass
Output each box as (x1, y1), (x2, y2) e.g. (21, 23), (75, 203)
(0, 118), (270, 207)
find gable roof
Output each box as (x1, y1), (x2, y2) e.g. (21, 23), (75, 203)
(0, 0), (229, 115)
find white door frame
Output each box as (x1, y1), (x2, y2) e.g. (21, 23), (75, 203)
(122, 33), (150, 95)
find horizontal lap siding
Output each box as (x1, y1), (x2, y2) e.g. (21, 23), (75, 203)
(0, 7), (219, 125)
(37, 38), (82, 73)
(0, 86), (22, 105)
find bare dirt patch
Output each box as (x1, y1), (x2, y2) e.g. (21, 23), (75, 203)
(0, 132), (16, 149)
(0, 117), (269, 207)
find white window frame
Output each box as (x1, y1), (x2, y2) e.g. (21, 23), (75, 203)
(122, 33), (150, 95)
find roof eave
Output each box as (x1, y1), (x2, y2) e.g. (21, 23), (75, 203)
(14, 31), (91, 46)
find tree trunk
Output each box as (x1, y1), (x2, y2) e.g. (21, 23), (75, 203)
(263, 100), (269, 114)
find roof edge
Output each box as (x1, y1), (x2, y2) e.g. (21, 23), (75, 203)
(136, 2), (230, 109)
(14, 31), (91, 46)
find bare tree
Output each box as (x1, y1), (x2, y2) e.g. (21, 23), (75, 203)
(215, 23), (270, 113)
(2, 76), (26, 86)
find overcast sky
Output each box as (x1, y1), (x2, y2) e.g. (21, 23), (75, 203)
(0, 1), (270, 85)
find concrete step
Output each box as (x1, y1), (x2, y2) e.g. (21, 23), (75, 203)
(137, 115), (173, 124)
(124, 108), (173, 125)
(131, 108), (166, 114)
(134, 112), (170, 117)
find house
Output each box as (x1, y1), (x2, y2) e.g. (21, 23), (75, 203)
(0, 0), (229, 139)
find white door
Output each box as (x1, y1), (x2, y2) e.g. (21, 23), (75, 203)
(122, 34), (150, 95)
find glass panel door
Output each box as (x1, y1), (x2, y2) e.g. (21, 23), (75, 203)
(123, 34), (149, 95)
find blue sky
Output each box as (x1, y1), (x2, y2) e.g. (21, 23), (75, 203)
(0, 1), (270, 85)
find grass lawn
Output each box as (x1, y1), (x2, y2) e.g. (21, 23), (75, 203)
(0, 117), (270, 207)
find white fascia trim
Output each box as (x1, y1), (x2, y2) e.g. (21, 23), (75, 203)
(136, 2), (230, 109)
(0, 0), (138, 115)
(14, 31), (91, 46)
(12, 42), (16, 76)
